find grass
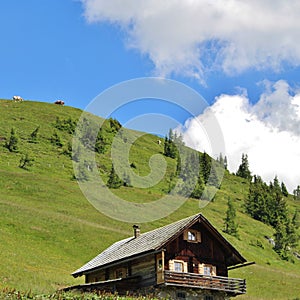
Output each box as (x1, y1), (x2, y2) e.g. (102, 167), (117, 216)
(0, 288), (163, 300)
(0, 99), (299, 299)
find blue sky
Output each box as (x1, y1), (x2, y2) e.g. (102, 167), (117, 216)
(1, 1), (298, 113)
(0, 0), (148, 108)
(1, 0), (300, 191)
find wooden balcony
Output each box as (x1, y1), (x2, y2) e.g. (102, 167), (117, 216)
(163, 271), (246, 295)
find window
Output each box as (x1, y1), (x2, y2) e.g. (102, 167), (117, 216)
(199, 264), (216, 276)
(174, 261), (184, 272)
(204, 296), (213, 300)
(188, 231), (196, 241)
(203, 266), (211, 276)
(177, 291), (186, 299)
(158, 259), (163, 270)
(169, 259), (188, 272)
(184, 229), (201, 243)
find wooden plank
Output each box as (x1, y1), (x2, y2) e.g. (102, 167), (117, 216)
(164, 271), (246, 295)
(156, 251), (165, 284)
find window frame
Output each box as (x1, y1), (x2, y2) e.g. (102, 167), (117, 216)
(174, 261), (184, 272)
(169, 259), (188, 273)
(199, 263), (217, 276)
(184, 229), (201, 243)
(203, 265), (212, 276)
(188, 230), (196, 241)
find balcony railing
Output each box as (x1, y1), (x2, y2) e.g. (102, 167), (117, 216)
(164, 271), (246, 295)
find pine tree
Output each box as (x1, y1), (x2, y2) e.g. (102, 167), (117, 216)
(274, 218), (288, 255)
(95, 130), (108, 154)
(293, 185), (300, 201)
(62, 141), (73, 158)
(273, 211), (299, 258)
(71, 143), (81, 162)
(19, 153), (34, 170)
(224, 156), (228, 170)
(236, 153), (251, 180)
(174, 150), (201, 197)
(76, 162), (89, 182)
(166, 172), (176, 193)
(77, 118), (99, 151)
(191, 174), (204, 199)
(5, 128), (19, 152)
(217, 153), (224, 166)
(245, 175), (270, 224)
(272, 176), (281, 191)
(200, 152), (211, 184)
(29, 126), (40, 143)
(286, 219), (299, 250)
(224, 198), (239, 237)
(108, 117), (122, 133)
(292, 209), (300, 229)
(168, 133), (178, 158)
(207, 162), (220, 188)
(176, 155), (181, 176)
(217, 153), (227, 169)
(107, 165), (123, 189)
(50, 131), (63, 147)
(180, 152), (197, 181)
(281, 181), (289, 197)
(269, 176), (288, 227)
(163, 129), (178, 159)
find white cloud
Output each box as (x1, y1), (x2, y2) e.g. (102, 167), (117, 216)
(80, 1), (300, 191)
(177, 80), (300, 192)
(81, 0), (300, 80)
(253, 80), (300, 135)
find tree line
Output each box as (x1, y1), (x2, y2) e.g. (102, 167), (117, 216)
(233, 153), (299, 258)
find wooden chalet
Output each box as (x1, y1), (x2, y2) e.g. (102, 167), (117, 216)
(71, 213), (247, 299)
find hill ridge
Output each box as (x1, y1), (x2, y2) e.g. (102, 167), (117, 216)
(0, 99), (299, 299)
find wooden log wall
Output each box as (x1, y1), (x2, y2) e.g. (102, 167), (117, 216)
(85, 269), (106, 283)
(131, 254), (156, 288)
(85, 254), (156, 289)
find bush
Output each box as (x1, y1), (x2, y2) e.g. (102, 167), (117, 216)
(5, 128), (18, 152)
(19, 153), (34, 170)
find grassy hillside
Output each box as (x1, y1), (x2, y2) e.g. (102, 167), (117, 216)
(0, 99), (299, 299)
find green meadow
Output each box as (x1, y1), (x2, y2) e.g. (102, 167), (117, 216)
(0, 100), (299, 299)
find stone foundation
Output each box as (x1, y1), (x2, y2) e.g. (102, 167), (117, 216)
(139, 286), (230, 300)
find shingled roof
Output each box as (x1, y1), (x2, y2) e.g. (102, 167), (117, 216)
(72, 213), (246, 277)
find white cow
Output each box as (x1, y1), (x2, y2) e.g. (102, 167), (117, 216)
(12, 96), (23, 102)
